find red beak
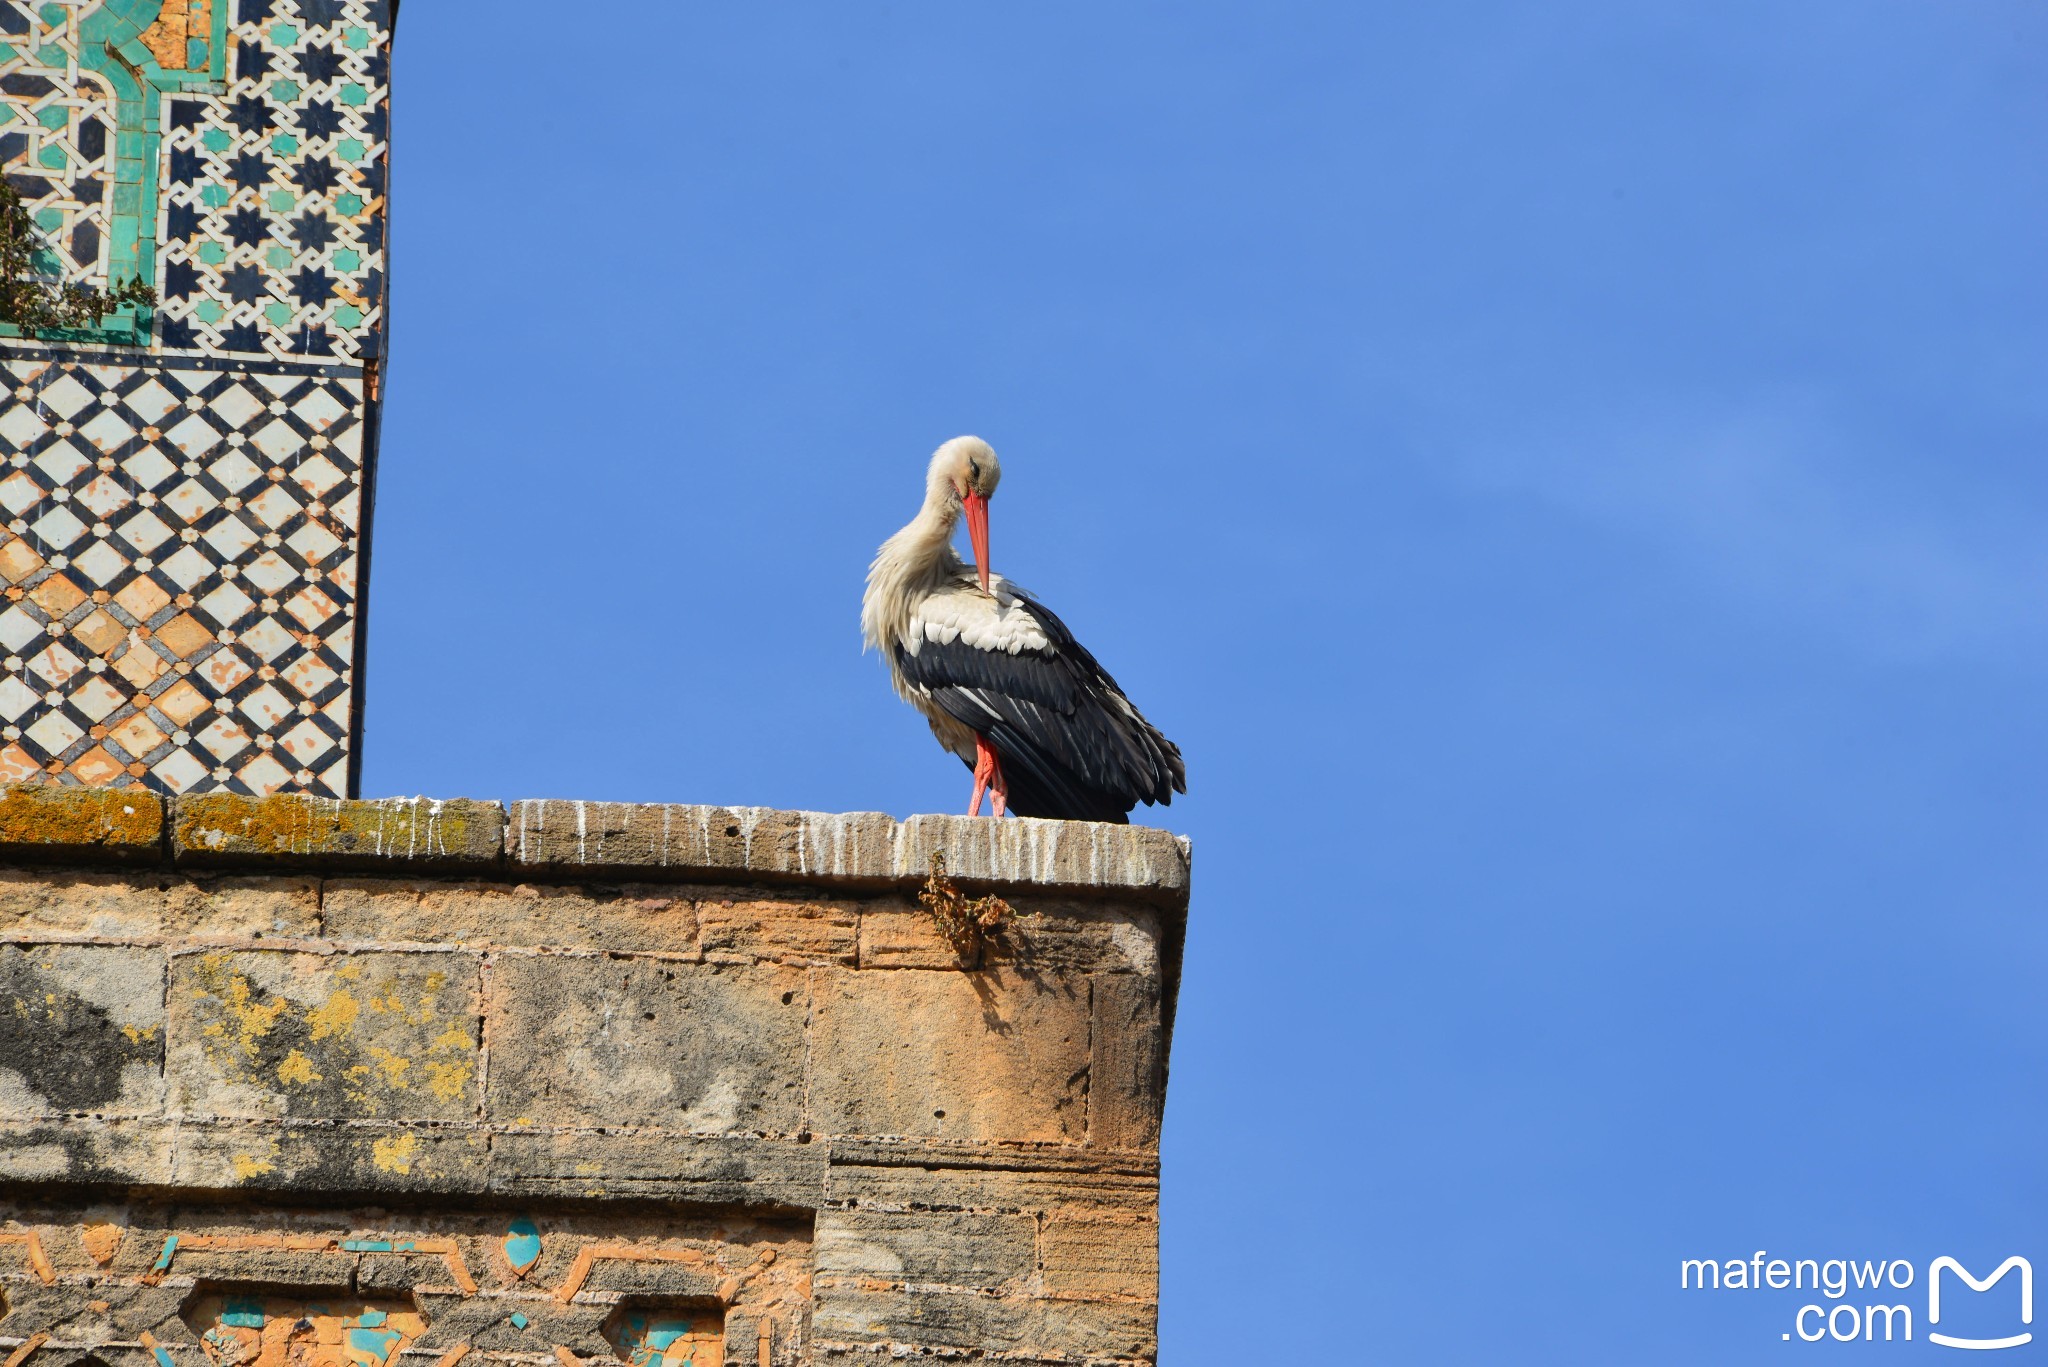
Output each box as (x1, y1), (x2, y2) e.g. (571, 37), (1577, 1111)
(963, 490), (990, 593)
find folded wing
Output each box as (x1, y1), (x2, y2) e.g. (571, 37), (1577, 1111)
(896, 582), (1185, 823)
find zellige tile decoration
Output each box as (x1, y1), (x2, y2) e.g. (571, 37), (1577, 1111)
(0, 0), (391, 797)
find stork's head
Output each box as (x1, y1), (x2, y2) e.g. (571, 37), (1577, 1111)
(930, 436), (1001, 592)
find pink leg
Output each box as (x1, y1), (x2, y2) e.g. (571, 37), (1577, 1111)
(988, 748), (1008, 818)
(969, 735), (996, 816)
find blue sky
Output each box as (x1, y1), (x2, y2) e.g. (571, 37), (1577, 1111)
(369, 4), (2047, 1360)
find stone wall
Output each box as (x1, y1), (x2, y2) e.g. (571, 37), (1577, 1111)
(0, 785), (1188, 1365)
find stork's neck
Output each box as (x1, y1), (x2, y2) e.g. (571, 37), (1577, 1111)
(863, 479), (967, 651)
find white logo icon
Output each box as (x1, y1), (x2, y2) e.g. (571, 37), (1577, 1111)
(1929, 1256), (2033, 1351)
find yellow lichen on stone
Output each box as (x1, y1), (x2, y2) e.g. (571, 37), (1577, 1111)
(365, 1045), (411, 1087)
(0, 784), (162, 851)
(231, 1152), (274, 1179)
(423, 1022), (475, 1100)
(277, 1049), (321, 1085)
(371, 1133), (417, 1174)
(121, 1024), (158, 1044)
(307, 989), (359, 1040)
(424, 1058), (472, 1102)
(195, 955), (289, 1061)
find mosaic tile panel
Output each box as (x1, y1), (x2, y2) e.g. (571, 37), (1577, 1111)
(155, 0), (392, 360)
(0, 348), (361, 795)
(0, 0), (232, 346)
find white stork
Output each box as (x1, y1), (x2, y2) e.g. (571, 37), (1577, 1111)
(862, 436), (1185, 823)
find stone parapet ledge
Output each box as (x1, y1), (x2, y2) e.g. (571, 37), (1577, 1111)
(505, 799), (1190, 904)
(0, 786), (1191, 903)
(0, 784), (164, 865)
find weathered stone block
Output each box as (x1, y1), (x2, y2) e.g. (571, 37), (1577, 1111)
(504, 801), (1191, 906)
(0, 867), (166, 937)
(825, 1161), (1159, 1218)
(171, 794), (505, 871)
(1087, 974), (1163, 1150)
(0, 784), (162, 865)
(166, 950), (482, 1121)
(856, 902), (973, 970)
(696, 893), (857, 965)
(1039, 1215), (1159, 1300)
(486, 956), (806, 1133)
(816, 1211), (1035, 1291)
(0, 943), (163, 1116)
(171, 1120), (491, 1195)
(322, 879), (701, 956)
(486, 1131), (826, 1207)
(808, 967), (1088, 1144)
(0, 1118), (174, 1184)
(895, 814), (1189, 903)
(812, 1285), (1156, 1361)
(986, 899), (1162, 977)
(164, 875), (321, 939)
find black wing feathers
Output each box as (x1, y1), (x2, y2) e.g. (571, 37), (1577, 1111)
(896, 589), (1185, 823)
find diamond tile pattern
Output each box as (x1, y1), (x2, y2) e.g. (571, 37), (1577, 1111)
(0, 351), (360, 796)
